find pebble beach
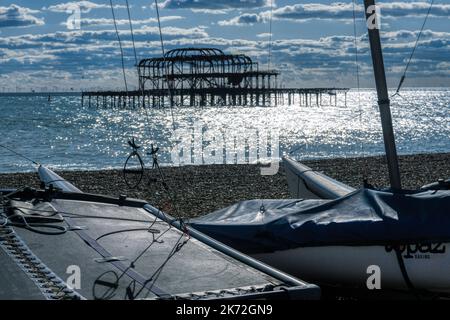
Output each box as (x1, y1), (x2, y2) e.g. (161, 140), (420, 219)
(0, 152), (449, 218)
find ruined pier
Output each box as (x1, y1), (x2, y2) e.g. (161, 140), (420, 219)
(82, 48), (349, 108)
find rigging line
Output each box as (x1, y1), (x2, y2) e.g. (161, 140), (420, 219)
(267, 0), (274, 71)
(141, 232), (188, 299)
(154, 0), (176, 131)
(95, 207), (178, 297)
(352, 0), (366, 179)
(0, 144), (39, 165)
(110, 0), (129, 95)
(123, 230), (185, 300)
(123, 0), (155, 156)
(150, 0), (187, 222)
(125, 0), (138, 66)
(125, 5), (149, 149)
(393, 93), (446, 131)
(109, 0), (137, 147)
(394, 0), (434, 96)
(95, 228), (159, 241)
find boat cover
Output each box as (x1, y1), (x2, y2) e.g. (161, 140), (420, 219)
(190, 188), (450, 253)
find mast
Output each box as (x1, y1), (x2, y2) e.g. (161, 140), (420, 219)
(363, 0), (402, 190)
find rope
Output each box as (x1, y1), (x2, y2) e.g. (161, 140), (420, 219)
(150, 0), (188, 223)
(352, 0), (367, 181)
(394, 246), (421, 299)
(394, 0), (434, 96)
(109, 0), (145, 188)
(125, 0), (157, 160)
(154, 0), (176, 131)
(108, 0), (134, 142)
(392, 92), (447, 131)
(267, 0), (274, 71)
(140, 232), (188, 299)
(93, 213), (188, 300)
(109, 0), (129, 94)
(125, 0), (138, 66)
(2, 196), (67, 236)
(0, 144), (39, 165)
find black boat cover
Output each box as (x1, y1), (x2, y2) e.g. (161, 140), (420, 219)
(191, 189), (450, 253)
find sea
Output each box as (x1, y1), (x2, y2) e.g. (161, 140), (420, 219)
(0, 88), (449, 173)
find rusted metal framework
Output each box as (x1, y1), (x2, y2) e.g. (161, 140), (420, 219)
(136, 48), (278, 106)
(82, 47), (350, 109)
(138, 48), (277, 90)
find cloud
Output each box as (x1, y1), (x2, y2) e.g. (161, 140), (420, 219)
(45, 1), (126, 13)
(0, 25), (209, 50)
(220, 2), (450, 26)
(62, 16), (183, 27)
(377, 2), (450, 18)
(0, 23), (448, 89)
(271, 2), (450, 21)
(161, 0), (270, 13)
(218, 13), (263, 26)
(257, 33), (272, 38)
(0, 4), (44, 28)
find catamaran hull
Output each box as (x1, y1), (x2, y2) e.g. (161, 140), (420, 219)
(252, 243), (450, 293)
(283, 156), (355, 199)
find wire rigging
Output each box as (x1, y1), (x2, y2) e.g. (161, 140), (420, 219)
(154, 0), (176, 131)
(267, 0), (274, 71)
(352, 0), (367, 180)
(119, 0), (158, 153)
(108, 0), (138, 144)
(394, 0), (434, 96)
(110, 0), (129, 95)
(125, 0), (138, 66)
(0, 144), (39, 166)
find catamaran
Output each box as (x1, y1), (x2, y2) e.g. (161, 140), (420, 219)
(0, 165), (319, 300)
(190, 0), (450, 296)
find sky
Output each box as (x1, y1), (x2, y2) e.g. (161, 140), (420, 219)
(0, 0), (449, 91)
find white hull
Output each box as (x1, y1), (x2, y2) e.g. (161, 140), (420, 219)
(283, 156), (355, 199)
(252, 243), (450, 293)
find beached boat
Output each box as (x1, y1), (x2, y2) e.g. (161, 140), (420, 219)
(283, 156), (449, 201)
(189, 0), (450, 296)
(191, 188), (450, 294)
(0, 165), (319, 300)
(283, 156), (355, 199)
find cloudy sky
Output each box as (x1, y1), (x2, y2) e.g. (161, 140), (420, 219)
(0, 0), (449, 91)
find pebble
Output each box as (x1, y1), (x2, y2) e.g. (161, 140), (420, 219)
(0, 153), (448, 218)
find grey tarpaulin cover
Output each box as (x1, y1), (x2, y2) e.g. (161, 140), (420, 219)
(190, 189), (450, 254)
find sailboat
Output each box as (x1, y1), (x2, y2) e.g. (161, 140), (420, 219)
(0, 1), (322, 300)
(190, 0), (450, 295)
(0, 165), (319, 300)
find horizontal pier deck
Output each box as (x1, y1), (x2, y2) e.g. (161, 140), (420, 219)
(81, 87), (350, 109)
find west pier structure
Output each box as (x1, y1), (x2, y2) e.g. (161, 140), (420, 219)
(82, 48), (349, 109)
